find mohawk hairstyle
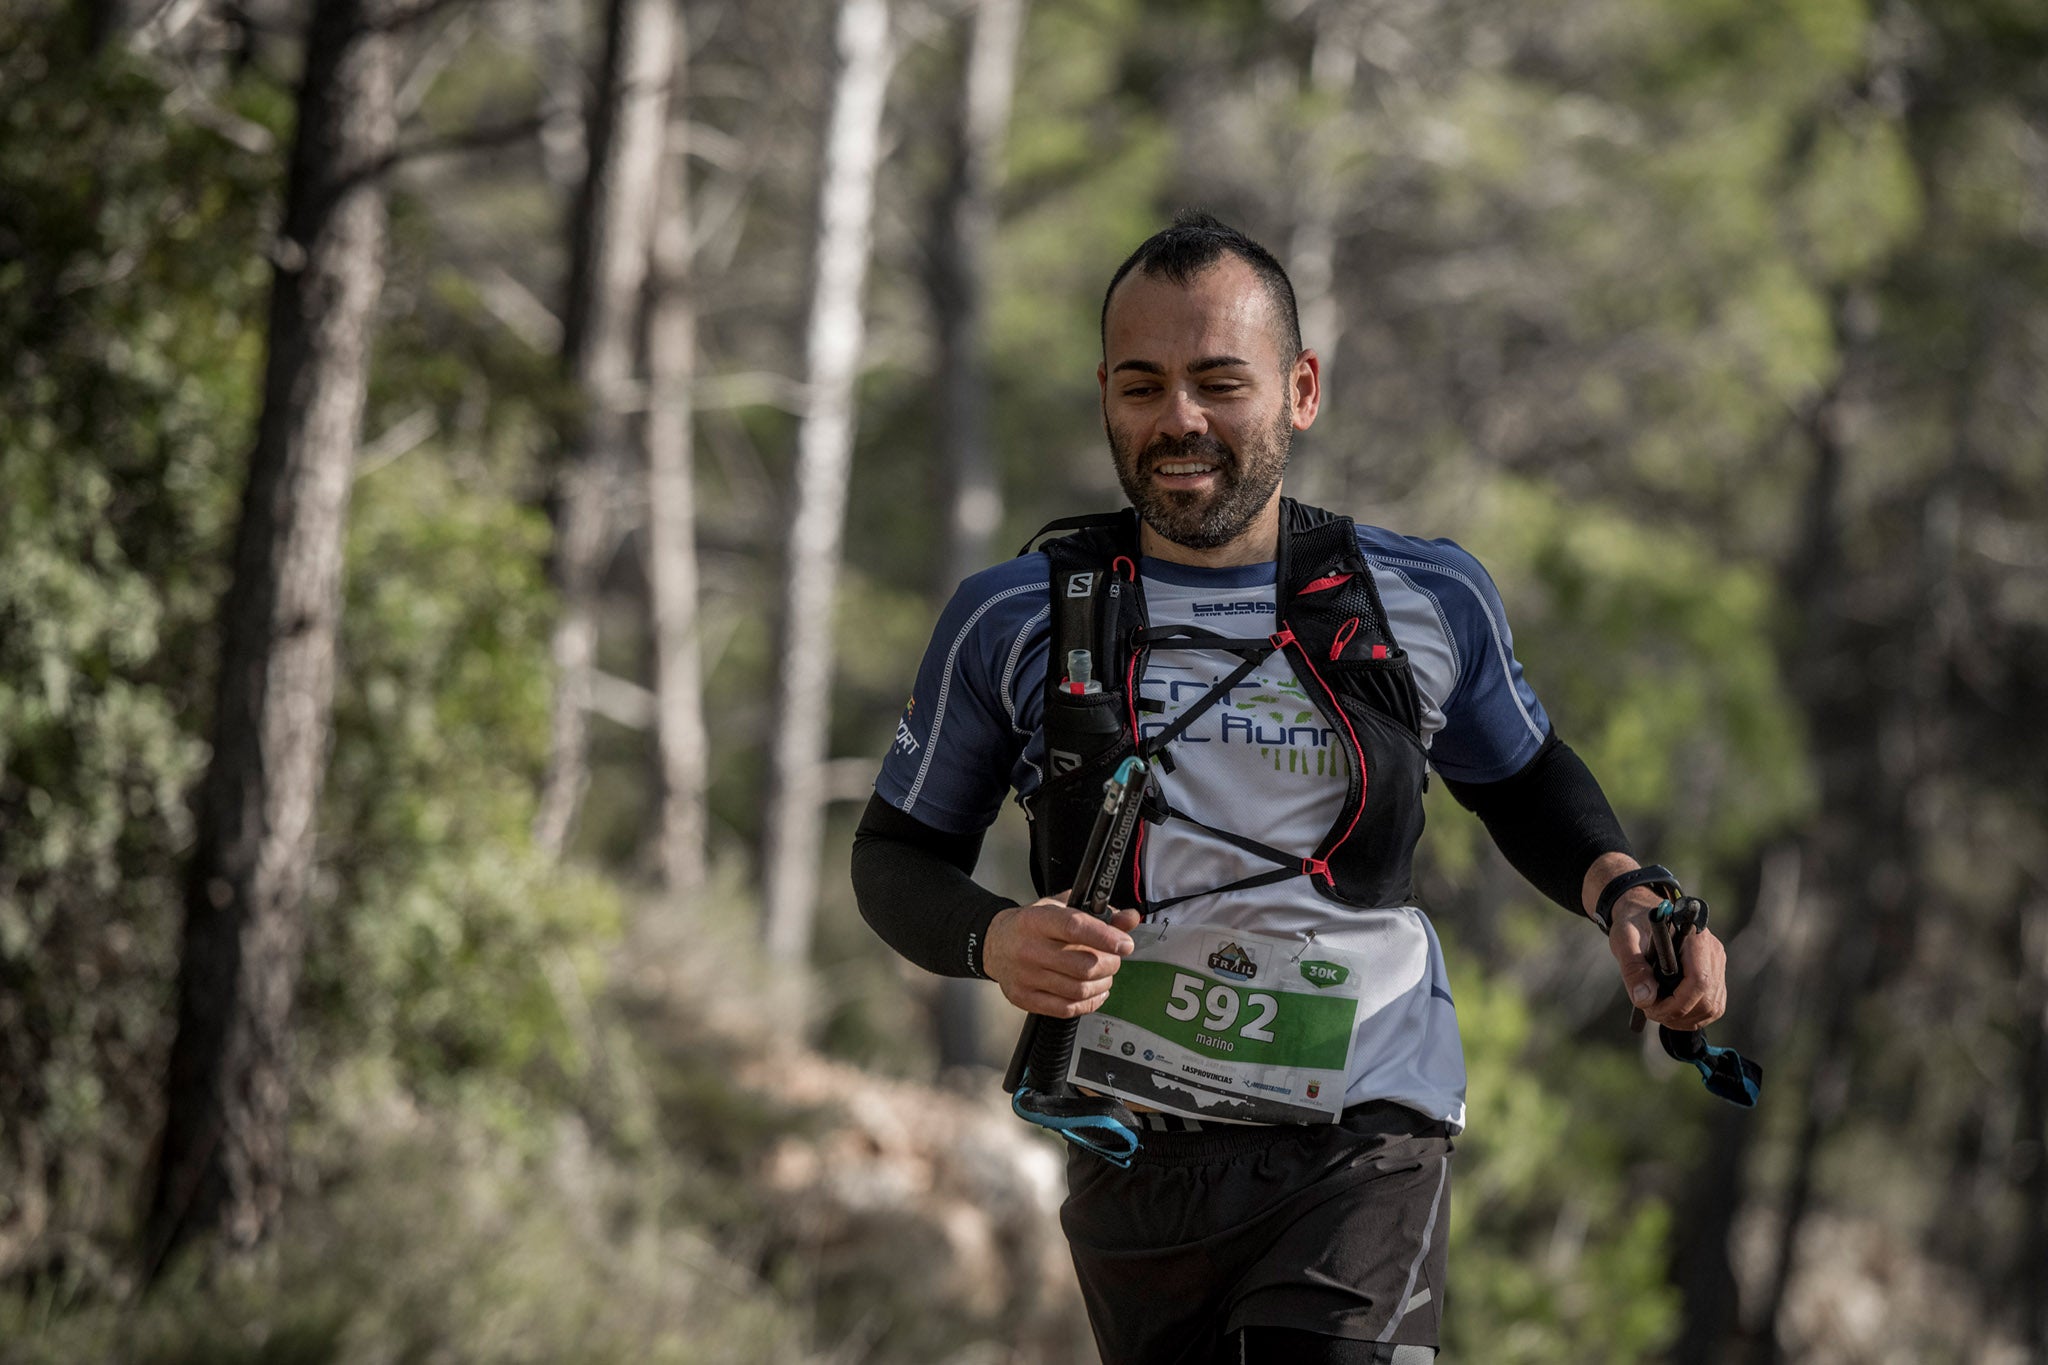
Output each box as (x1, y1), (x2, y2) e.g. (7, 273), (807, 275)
(1099, 209), (1303, 361)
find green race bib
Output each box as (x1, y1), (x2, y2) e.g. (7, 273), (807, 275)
(1067, 923), (1364, 1123)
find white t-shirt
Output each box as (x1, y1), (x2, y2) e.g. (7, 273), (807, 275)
(1132, 564), (1466, 1128)
(879, 525), (1556, 1134)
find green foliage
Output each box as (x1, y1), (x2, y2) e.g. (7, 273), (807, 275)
(4, 0), (2046, 1356)
(2, 1066), (814, 1365)
(1786, 112), (1922, 281)
(985, 0), (1175, 536)
(310, 458), (622, 1098)
(0, 12), (275, 1251)
(1445, 947), (1683, 1360)
(1465, 478), (1814, 869)
(370, 201), (567, 480)
(1598, 0), (1866, 106)
(0, 4), (618, 1288)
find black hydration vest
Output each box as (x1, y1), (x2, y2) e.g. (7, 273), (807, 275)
(1019, 498), (1430, 915)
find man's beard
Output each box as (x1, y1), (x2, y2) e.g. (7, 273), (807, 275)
(1109, 405), (1293, 551)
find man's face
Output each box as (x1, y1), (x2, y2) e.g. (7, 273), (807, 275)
(1098, 257), (1316, 553)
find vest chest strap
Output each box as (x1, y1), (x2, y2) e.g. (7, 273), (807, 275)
(1129, 624), (1291, 762)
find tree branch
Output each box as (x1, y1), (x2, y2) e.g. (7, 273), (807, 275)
(379, 112), (546, 171)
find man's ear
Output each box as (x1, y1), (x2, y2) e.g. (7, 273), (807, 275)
(1290, 349), (1322, 430)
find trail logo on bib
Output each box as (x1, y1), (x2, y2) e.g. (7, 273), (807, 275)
(1207, 942), (1257, 981)
(1307, 1082), (1321, 1099)
(1300, 960), (1349, 989)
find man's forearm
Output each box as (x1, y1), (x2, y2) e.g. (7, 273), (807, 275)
(1441, 732), (1632, 915)
(850, 793), (1014, 978)
(1582, 850), (1650, 922)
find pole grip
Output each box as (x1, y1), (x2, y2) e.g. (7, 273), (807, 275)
(1005, 758), (1149, 1093)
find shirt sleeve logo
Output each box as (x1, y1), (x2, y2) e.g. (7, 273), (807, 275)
(893, 696), (922, 755)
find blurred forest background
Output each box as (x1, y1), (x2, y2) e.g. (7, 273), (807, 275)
(2, 0), (2045, 1360)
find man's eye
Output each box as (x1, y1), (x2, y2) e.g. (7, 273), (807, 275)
(1122, 385), (1159, 398)
(1203, 382), (1244, 394)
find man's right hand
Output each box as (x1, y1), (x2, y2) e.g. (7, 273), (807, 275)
(985, 892), (1140, 1017)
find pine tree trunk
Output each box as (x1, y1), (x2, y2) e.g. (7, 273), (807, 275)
(930, 0), (1022, 592)
(759, 0), (895, 963)
(1287, 11), (1354, 364)
(1749, 336), (1859, 1365)
(83, 0), (142, 54)
(534, 0), (682, 858)
(2018, 893), (2048, 1356)
(643, 46), (709, 900)
(534, 0), (588, 191)
(923, 0), (1023, 1068)
(1671, 842), (1800, 1365)
(1286, 8), (1356, 508)
(1753, 286), (1942, 1364)
(142, 0), (398, 1271)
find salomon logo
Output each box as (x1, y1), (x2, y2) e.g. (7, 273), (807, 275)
(1066, 573), (1095, 598)
(1050, 748), (1082, 774)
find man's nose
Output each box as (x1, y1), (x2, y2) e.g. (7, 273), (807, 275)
(1159, 385), (1209, 437)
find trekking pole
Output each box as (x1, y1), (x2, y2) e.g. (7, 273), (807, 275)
(1623, 876), (1764, 1108)
(1629, 897), (1688, 1035)
(1002, 755), (1150, 1165)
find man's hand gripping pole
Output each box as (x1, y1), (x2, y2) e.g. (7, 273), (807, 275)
(1617, 868), (1764, 1108)
(1002, 756), (1150, 1166)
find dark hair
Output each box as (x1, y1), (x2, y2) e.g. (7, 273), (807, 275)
(1099, 209), (1303, 361)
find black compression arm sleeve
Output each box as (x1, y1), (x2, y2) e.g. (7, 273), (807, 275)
(850, 793), (1015, 979)
(1439, 732), (1631, 915)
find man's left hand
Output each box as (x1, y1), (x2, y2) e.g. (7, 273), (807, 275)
(1607, 887), (1728, 1031)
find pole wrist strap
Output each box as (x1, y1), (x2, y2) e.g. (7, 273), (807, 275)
(1593, 863), (1680, 933)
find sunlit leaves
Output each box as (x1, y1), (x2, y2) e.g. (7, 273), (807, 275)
(0, 15), (275, 1245)
(1468, 477), (1814, 867)
(314, 457), (620, 1094)
(1447, 952), (1685, 1360)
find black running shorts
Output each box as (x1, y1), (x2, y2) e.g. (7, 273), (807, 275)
(1059, 1101), (1454, 1365)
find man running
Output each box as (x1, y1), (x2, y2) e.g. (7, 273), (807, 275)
(852, 211), (1729, 1364)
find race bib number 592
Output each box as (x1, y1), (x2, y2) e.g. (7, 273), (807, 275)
(1067, 924), (1364, 1124)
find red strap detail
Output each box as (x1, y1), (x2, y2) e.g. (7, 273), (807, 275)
(1269, 628), (1296, 650)
(1301, 857), (1332, 883)
(1298, 573), (1352, 595)
(1371, 643), (1389, 660)
(1113, 555), (1137, 581)
(1286, 623), (1370, 870)
(1329, 617), (1360, 662)
(1125, 647), (1145, 904)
